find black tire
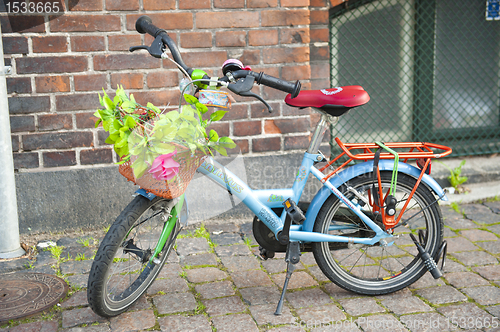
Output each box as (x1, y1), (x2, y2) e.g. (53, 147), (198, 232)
(88, 196), (178, 317)
(312, 172), (443, 295)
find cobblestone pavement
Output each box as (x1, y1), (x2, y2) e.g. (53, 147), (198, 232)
(1, 201), (500, 331)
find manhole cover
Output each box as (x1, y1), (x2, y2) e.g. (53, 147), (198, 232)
(0, 273), (68, 322)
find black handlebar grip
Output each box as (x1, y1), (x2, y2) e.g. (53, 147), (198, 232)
(136, 15), (165, 37)
(254, 72), (301, 98)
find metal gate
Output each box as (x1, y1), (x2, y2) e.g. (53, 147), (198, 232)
(329, 0), (500, 157)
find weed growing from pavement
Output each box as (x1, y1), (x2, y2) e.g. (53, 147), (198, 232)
(450, 201), (462, 214)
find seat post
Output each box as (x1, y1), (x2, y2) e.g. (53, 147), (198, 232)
(307, 113), (337, 154)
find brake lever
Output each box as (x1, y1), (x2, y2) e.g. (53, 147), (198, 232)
(129, 35), (164, 58)
(240, 91), (273, 113)
(227, 75), (273, 112)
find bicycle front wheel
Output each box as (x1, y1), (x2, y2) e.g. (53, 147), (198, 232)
(312, 171), (443, 295)
(88, 195), (179, 317)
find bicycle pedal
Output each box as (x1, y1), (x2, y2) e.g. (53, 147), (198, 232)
(283, 199), (306, 223)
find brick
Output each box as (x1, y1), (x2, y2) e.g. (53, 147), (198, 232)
(12, 136), (19, 152)
(23, 132), (93, 150)
(223, 104), (248, 120)
(108, 34), (141, 51)
(181, 32), (212, 48)
(473, 265), (500, 280)
(0, 15), (45, 33)
(282, 65), (311, 80)
(214, 0), (245, 8)
(248, 30), (278, 46)
(8, 96), (50, 114)
(68, 0), (102, 11)
(311, 63), (329, 79)
(339, 298), (385, 316)
(51, 15), (120, 32)
(80, 148), (113, 165)
(263, 47), (309, 64)
(133, 90), (180, 107)
(310, 27), (328, 42)
(94, 53), (160, 71)
(74, 74), (107, 91)
(262, 10), (310, 27)
(16, 56), (88, 74)
(280, 28), (310, 44)
(38, 114), (72, 131)
(264, 120), (281, 134)
(6, 77), (31, 94)
(248, 0), (277, 7)
(10, 116), (35, 132)
(2, 37), (28, 54)
(311, 45), (329, 60)
(215, 31), (246, 47)
(311, 0), (327, 6)
(147, 70), (179, 88)
(106, 0), (139, 10)
(282, 0), (309, 5)
(179, 0), (210, 9)
(311, 9), (329, 25)
(274, 118), (310, 134)
(196, 12), (260, 29)
(35, 76), (70, 93)
(214, 244), (251, 257)
(56, 93), (102, 112)
(110, 73), (143, 89)
(229, 139), (249, 154)
(284, 136), (309, 150)
(71, 36), (106, 52)
(460, 229), (498, 242)
(182, 51), (228, 68)
(251, 103), (279, 119)
(233, 120), (261, 136)
(206, 122), (230, 137)
(32, 36), (68, 53)
(253, 137), (280, 152)
(43, 151), (76, 167)
(126, 13), (193, 30)
(144, 0), (175, 10)
(76, 112), (99, 128)
(97, 130), (109, 145)
(239, 50), (260, 65)
(13, 152), (39, 169)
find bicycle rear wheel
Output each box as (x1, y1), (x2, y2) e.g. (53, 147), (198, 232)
(312, 171), (443, 295)
(88, 195), (179, 317)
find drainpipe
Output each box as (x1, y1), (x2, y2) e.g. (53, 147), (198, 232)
(0, 24), (25, 259)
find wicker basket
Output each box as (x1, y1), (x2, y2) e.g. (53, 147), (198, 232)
(119, 147), (205, 199)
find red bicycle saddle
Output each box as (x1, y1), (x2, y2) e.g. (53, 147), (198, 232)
(285, 86), (370, 117)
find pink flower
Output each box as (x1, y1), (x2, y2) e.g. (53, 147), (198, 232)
(148, 151), (180, 181)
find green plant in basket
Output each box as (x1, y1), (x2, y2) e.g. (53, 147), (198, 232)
(94, 86), (236, 179)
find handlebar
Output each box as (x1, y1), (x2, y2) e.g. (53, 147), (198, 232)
(133, 16), (300, 98)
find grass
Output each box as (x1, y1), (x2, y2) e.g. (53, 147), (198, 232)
(75, 253), (86, 261)
(48, 245), (64, 261)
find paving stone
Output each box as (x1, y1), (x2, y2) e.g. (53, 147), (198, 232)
(57, 237), (80, 247)
(296, 304), (345, 323)
(8, 321), (58, 332)
(158, 314), (212, 332)
(484, 201), (500, 214)
(339, 298), (385, 316)
(249, 303), (295, 325)
(446, 236), (478, 252)
(31, 265), (57, 275)
(262, 259), (287, 274)
(195, 280), (235, 299)
(443, 217), (480, 230)
(206, 223), (240, 234)
(356, 314), (407, 332)
(306, 265), (330, 282)
(175, 237), (210, 256)
(452, 250), (499, 266)
(109, 310), (155, 332)
(381, 296), (433, 315)
(211, 233), (244, 246)
(272, 271), (318, 290)
(462, 286), (500, 306)
(67, 274), (89, 288)
(239, 222), (253, 236)
(61, 260), (93, 275)
(203, 295), (247, 315)
(186, 267), (227, 283)
(462, 204), (500, 225)
(34, 250), (57, 267)
(212, 313), (259, 332)
(157, 263), (182, 279)
(461, 229), (498, 242)
(0, 258), (30, 273)
(444, 271), (490, 288)
(231, 269), (273, 288)
(486, 305), (500, 318)
(410, 272), (445, 289)
(153, 292), (197, 314)
(180, 253), (218, 267)
(437, 302), (493, 329)
(488, 224), (500, 235)
(61, 291), (88, 308)
(62, 307), (108, 328)
(310, 321), (361, 332)
(63, 324), (111, 332)
(443, 228), (458, 238)
(167, 252), (179, 263)
(478, 241), (500, 254)
(146, 277), (188, 295)
(214, 244), (251, 257)
(286, 288), (333, 309)
(442, 206), (465, 219)
(443, 259), (467, 272)
(300, 252), (317, 266)
(473, 265), (500, 280)
(267, 327), (306, 332)
(400, 312), (455, 332)
(416, 285), (467, 304)
(239, 286), (281, 305)
(220, 255), (261, 272)
(323, 282), (359, 299)
(127, 295), (151, 311)
(376, 287), (413, 300)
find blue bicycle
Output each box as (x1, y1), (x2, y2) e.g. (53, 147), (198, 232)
(88, 16), (451, 317)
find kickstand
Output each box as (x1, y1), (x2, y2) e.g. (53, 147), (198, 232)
(274, 241), (301, 315)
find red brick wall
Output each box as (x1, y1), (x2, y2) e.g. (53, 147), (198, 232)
(3, 0), (332, 172)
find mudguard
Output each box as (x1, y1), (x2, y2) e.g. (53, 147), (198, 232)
(302, 160), (447, 232)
